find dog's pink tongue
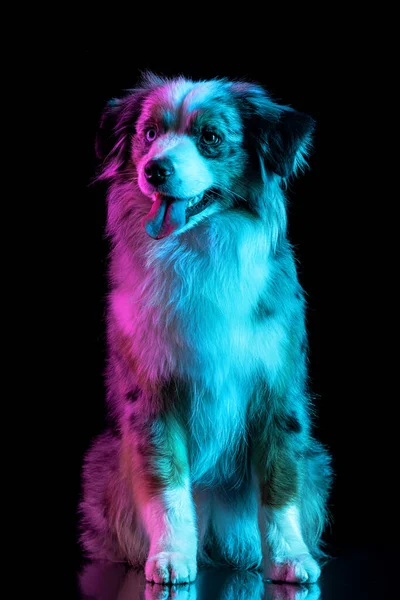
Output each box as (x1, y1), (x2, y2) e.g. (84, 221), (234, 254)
(142, 194), (187, 239)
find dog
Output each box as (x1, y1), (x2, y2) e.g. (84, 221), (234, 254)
(80, 73), (332, 586)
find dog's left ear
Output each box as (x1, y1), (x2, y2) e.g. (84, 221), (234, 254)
(264, 109), (315, 178)
(232, 83), (315, 178)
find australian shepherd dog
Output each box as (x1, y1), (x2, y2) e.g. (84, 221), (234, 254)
(80, 73), (332, 586)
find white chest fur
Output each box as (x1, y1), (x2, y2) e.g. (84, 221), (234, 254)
(111, 214), (288, 482)
(112, 213), (286, 382)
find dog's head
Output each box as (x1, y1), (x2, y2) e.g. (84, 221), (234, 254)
(96, 73), (314, 240)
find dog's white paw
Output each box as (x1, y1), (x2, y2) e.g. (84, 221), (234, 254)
(265, 553), (321, 584)
(145, 552), (197, 585)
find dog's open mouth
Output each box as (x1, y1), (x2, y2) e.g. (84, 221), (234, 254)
(185, 191), (214, 218)
(142, 190), (215, 240)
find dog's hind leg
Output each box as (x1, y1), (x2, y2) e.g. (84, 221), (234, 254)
(80, 431), (148, 566)
(298, 439), (332, 559)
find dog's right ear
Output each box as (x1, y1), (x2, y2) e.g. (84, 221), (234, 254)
(95, 90), (146, 180)
(95, 98), (124, 161)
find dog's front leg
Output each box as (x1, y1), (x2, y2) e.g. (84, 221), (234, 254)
(252, 413), (321, 584)
(129, 406), (197, 585)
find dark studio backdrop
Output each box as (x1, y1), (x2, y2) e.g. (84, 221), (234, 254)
(51, 33), (396, 587)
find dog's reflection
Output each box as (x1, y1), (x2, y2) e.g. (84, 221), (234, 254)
(80, 562), (321, 600)
(264, 582), (321, 600)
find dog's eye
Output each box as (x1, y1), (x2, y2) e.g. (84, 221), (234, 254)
(201, 131), (220, 146)
(145, 127), (157, 142)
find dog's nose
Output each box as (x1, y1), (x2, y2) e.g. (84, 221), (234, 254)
(144, 158), (174, 186)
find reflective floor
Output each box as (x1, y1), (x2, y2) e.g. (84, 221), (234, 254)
(78, 547), (395, 599)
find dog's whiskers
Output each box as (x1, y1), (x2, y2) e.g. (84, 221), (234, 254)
(215, 184), (248, 205)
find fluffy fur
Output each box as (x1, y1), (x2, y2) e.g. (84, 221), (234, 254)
(80, 73), (332, 585)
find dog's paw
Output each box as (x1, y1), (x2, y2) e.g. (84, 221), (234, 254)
(265, 583), (321, 600)
(145, 552), (197, 585)
(264, 553), (321, 584)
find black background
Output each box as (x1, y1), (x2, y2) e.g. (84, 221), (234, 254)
(38, 28), (395, 589)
